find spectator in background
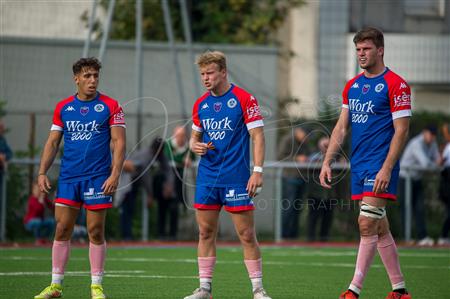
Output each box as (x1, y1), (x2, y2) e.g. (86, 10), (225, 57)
(116, 137), (173, 240)
(399, 125), (441, 246)
(307, 136), (334, 242)
(278, 126), (311, 239)
(23, 181), (55, 245)
(162, 125), (195, 239)
(0, 119), (13, 204)
(438, 123), (450, 246)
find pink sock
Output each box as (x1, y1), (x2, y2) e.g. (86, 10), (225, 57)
(350, 235), (378, 294)
(198, 256), (216, 291)
(52, 240), (71, 284)
(89, 242), (106, 285)
(377, 233), (405, 290)
(245, 258), (263, 292)
(244, 258), (263, 278)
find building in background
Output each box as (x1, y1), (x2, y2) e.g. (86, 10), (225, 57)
(282, 0), (450, 118)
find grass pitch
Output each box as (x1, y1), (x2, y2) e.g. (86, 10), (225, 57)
(0, 244), (448, 298)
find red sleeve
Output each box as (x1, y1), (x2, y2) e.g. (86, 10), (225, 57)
(52, 96), (74, 130)
(234, 86), (263, 130)
(384, 71), (412, 119)
(99, 95), (126, 127)
(342, 73), (363, 108)
(192, 92), (209, 132)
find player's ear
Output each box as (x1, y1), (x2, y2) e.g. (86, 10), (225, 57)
(73, 74), (79, 85)
(378, 46), (384, 57)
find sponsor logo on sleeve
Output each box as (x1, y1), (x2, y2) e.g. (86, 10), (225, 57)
(394, 92), (411, 108)
(114, 110), (125, 124)
(246, 103), (261, 119)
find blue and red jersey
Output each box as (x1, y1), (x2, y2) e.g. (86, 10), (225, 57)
(342, 68), (411, 171)
(51, 92), (126, 182)
(192, 84), (263, 187)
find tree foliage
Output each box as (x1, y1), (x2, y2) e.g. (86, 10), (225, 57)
(86, 0), (303, 44)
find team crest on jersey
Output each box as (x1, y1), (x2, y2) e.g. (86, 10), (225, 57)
(362, 84), (370, 94)
(227, 98), (237, 109)
(80, 106), (89, 116)
(375, 83), (384, 93)
(94, 104), (104, 112)
(214, 102), (222, 112)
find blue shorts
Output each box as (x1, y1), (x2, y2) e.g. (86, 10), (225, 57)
(194, 185), (254, 212)
(55, 174), (113, 210)
(351, 169), (399, 201)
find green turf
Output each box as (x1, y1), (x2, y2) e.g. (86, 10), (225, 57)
(0, 246), (448, 298)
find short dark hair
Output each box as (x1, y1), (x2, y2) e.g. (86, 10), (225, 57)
(353, 27), (384, 48)
(72, 57), (102, 75)
(424, 124), (438, 136)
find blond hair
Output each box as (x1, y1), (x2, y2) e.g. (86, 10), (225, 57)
(195, 51), (227, 70)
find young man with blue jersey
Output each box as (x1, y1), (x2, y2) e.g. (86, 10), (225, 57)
(183, 51), (271, 299)
(320, 27), (412, 299)
(34, 57), (126, 299)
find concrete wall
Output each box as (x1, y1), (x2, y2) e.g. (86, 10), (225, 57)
(0, 37), (279, 238)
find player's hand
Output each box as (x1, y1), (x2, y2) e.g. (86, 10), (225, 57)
(247, 172), (263, 198)
(319, 163), (332, 189)
(191, 141), (210, 156)
(373, 167), (391, 194)
(102, 174), (119, 195)
(38, 174), (52, 194)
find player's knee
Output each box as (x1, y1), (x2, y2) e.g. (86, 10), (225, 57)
(237, 227), (256, 244)
(198, 226), (216, 242)
(87, 225), (104, 243)
(54, 222), (73, 240)
(358, 216), (379, 236)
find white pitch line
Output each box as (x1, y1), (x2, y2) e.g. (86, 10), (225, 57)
(1, 257), (448, 270)
(268, 251), (450, 258)
(0, 271), (196, 279)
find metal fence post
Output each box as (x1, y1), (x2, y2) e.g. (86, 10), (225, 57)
(274, 167), (283, 243)
(0, 170), (7, 242)
(404, 170), (412, 242)
(141, 188), (148, 241)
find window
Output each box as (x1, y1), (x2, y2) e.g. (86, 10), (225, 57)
(404, 0), (446, 17)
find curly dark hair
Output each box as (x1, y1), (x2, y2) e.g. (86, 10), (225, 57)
(72, 57), (102, 75)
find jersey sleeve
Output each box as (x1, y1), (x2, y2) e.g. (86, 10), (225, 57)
(191, 101), (203, 132)
(341, 80), (353, 109)
(109, 102), (126, 127)
(240, 94), (264, 130)
(51, 103), (64, 131)
(388, 79), (412, 120)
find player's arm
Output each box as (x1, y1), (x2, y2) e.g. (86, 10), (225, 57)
(102, 126), (126, 195)
(38, 131), (63, 193)
(189, 130), (209, 155)
(373, 117), (409, 194)
(320, 108), (349, 188)
(247, 126), (265, 197)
